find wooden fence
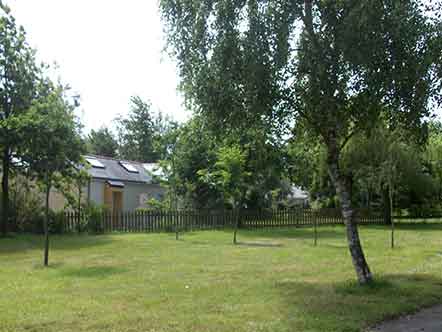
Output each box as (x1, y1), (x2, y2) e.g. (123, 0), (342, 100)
(62, 208), (386, 234)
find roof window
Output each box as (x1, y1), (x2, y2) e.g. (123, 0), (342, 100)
(120, 161), (139, 173)
(86, 158), (105, 169)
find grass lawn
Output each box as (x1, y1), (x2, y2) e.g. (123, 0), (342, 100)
(1, 224), (442, 332)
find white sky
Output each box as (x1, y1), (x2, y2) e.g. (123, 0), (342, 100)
(8, 0), (189, 132)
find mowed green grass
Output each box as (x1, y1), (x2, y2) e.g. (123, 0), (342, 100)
(1, 224), (442, 332)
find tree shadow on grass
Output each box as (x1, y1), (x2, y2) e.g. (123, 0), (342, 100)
(59, 266), (128, 278)
(276, 273), (442, 332)
(31, 262), (66, 270)
(393, 222), (442, 232)
(0, 234), (116, 255)
(229, 226), (346, 241)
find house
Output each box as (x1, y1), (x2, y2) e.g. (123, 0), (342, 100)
(49, 155), (166, 213)
(287, 185), (309, 207)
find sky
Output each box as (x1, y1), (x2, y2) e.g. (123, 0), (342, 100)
(8, 0), (189, 132)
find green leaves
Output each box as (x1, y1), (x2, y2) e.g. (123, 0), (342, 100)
(20, 82), (85, 184)
(198, 144), (251, 208)
(161, 0), (294, 134)
(0, 9), (39, 148)
(87, 127), (119, 158)
(114, 96), (176, 163)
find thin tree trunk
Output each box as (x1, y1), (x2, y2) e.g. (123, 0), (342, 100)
(313, 210), (318, 246)
(233, 208), (240, 244)
(44, 179), (51, 266)
(326, 137), (373, 284)
(382, 186), (392, 225)
(389, 182), (394, 249)
(439, 174), (442, 202)
(1, 146), (10, 237)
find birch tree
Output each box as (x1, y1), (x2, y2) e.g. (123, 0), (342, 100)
(160, 0), (442, 283)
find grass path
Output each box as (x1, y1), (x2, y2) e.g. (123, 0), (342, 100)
(1, 224), (442, 332)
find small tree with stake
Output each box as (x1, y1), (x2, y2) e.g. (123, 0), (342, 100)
(20, 80), (84, 266)
(56, 168), (91, 232)
(198, 145), (251, 244)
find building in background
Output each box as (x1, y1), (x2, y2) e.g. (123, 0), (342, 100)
(50, 155), (166, 212)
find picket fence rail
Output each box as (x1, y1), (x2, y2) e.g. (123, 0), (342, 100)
(62, 208), (386, 233)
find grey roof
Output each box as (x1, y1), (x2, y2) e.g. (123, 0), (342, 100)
(84, 155), (153, 184)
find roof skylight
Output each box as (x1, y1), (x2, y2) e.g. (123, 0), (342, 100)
(86, 158), (105, 169)
(120, 161), (139, 173)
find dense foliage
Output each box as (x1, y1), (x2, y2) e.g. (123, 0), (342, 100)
(0, 6), (85, 266)
(0, 5), (39, 235)
(159, 0), (442, 283)
(86, 127), (119, 158)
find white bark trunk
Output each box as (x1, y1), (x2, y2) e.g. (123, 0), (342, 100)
(326, 137), (373, 284)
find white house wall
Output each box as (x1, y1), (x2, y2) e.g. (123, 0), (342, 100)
(123, 182), (165, 211)
(88, 179), (165, 211)
(89, 179), (105, 206)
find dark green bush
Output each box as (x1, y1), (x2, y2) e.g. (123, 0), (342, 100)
(85, 204), (106, 234)
(16, 209), (66, 234)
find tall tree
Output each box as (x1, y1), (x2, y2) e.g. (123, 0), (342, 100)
(160, 0), (442, 283)
(86, 126), (118, 158)
(115, 96), (158, 162)
(424, 121), (442, 202)
(20, 80), (85, 266)
(169, 116), (220, 209)
(0, 6), (38, 236)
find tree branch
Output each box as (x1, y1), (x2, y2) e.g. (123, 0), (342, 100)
(340, 130), (356, 151)
(300, 0), (321, 52)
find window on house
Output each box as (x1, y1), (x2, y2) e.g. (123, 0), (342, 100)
(86, 158), (105, 169)
(120, 161), (139, 173)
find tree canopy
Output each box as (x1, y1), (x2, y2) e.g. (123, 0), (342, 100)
(0, 6), (39, 235)
(86, 126), (119, 158)
(20, 80), (85, 266)
(160, 0), (442, 284)
(115, 96), (177, 162)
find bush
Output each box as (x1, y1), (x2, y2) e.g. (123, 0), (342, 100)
(407, 204), (442, 218)
(9, 183), (45, 233)
(85, 204), (106, 234)
(145, 197), (169, 211)
(49, 210), (66, 234)
(19, 209), (45, 234)
(17, 209), (66, 234)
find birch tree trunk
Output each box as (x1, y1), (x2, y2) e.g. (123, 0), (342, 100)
(326, 137), (373, 284)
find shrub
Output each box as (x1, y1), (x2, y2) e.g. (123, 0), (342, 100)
(48, 210), (66, 234)
(85, 204), (106, 234)
(19, 209), (45, 234)
(16, 209), (66, 234)
(145, 197), (169, 211)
